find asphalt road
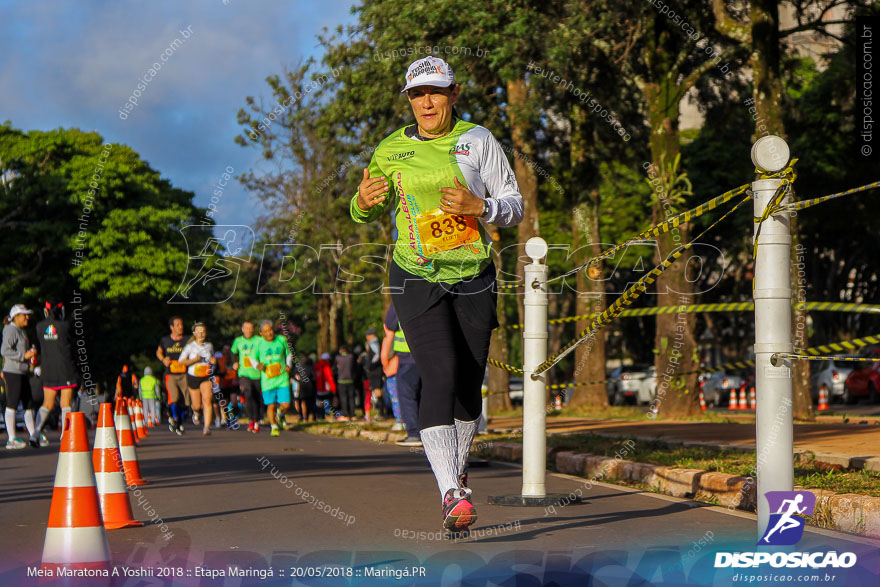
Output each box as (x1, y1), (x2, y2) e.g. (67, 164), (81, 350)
(1, 424), (878, 586)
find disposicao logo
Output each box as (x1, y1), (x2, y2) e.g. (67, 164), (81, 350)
(760, 490), (816, 545)
(714, 491), (857, 569)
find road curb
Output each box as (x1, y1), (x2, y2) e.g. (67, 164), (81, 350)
(487, 441), (880, 539)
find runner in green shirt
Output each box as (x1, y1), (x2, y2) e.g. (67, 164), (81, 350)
(254, 320), (290, 437)
(231, 321), (263, 433)
(349, 56), (523, 534)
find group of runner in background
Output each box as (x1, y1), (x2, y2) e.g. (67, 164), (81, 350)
(2, 302), (422, 448)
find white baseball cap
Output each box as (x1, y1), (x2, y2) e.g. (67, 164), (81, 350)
(9, 304), (32, 319)
(401, 56), (455, 93)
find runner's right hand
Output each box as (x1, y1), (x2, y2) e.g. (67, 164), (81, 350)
(356, 168), (389, 211)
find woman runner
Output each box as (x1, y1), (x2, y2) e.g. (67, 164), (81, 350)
(34, 299), (79, 445)
(349, 56), (523, 532)
(178, 322), (216, 436)
(2, 305), (38, 449)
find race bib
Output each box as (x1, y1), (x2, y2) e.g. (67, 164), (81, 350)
(265, 363), (283, 378)
(242, 356), (253, 369)
(170, 360), (186, 374)
(415, 209), (479, 256)
(193, 364), (211, 377)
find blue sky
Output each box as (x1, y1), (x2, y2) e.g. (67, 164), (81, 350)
(0, 0), (358, 228)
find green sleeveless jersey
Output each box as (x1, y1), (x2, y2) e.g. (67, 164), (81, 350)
(350, 119), (523, 283)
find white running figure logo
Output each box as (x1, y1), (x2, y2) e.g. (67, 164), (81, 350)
(762, 493), (807, 543)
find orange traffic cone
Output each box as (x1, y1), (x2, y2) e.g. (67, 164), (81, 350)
(738, 389), (747, 410)
(93, 403), (143, 529)
(749, 387), (756, 410)
(115, 400), (148, 486)
(699, 390), (707, 411)
(728, 389), (737, 409)
(134, 400), (148, 439)
(818, 387), (829, 411)
(127, 399), (141, 443)
(41, 412), (111, 570)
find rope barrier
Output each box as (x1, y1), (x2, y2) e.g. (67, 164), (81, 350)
(545, 184), (751, 286)
(487, 358), (523, 375)
(531, 192), (752, 377)
(752, 160), (798, 264)
(487, 332), (880, 395)
(502, 301), (880, 330)
(777, 178), (880, 213)
(770, 352), (880, 367)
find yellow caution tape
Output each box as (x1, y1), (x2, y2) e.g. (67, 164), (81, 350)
(532, 193), (752, 377)
(488, 332), (880, 393)
(503, 301), (880, 329)
(487, 358), (523, 375)
(778, 178), (880, 213)
(548, 184), (751, 285)
(770, 353), (880, 367)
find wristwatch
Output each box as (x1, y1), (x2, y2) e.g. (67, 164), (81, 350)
(481, 199), (491, 219)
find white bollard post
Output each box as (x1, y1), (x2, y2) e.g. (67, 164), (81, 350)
(488, 237), (580, 508)
(751, 136), (794, 540)
(521, 237), (549, 497)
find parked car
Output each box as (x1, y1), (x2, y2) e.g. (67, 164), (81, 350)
(508, 377), (524, 405)
(638, 366), (657, 405)
(810, 359), (853, 403)
(701, 370), (746, 407)
(843, 349), (880, 404)
(607, 364), (652, 405)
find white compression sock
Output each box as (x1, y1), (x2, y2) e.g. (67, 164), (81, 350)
(60, 407), (71, 435)
(35, 406), (50, 434)
(23, 410), (36, 437)
(454, 418), (480, 481)
(4, 408), (17, 440)
(420, 425), (460, 498)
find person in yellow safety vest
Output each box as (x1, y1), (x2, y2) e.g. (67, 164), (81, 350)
(383, 305), (422, 447)
(140, 367), (160, 426)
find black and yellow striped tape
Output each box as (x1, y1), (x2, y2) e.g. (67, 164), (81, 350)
(770, 352), (880, 367)
(487, 358), (523, 375)
(546, 184), (751, 286)
(503, 301), (880, 330)
(778, 179), (880, 213)
(531, 193), (753, 377)
(488, 332), (880, 392)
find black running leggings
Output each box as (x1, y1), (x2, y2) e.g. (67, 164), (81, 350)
(399, 295), (492, 430)
(240, 377), (261, 424)
(3, 372), (34, 410)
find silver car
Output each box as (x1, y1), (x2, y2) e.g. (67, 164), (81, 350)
(810, 359), (852, 402)
(607, 364), (652, 405)
(701, 370), (746, 407)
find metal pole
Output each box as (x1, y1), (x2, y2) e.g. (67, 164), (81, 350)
(521, 237), (549, 497)
(751, 136), (793, 539)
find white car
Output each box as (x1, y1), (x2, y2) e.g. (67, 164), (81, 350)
(607, 364), (653, 405)
(810, 359), (852, 402)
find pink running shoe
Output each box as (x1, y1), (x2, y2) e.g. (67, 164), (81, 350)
(442, 488), (477, 531)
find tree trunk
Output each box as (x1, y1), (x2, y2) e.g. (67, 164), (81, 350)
(317, 296), (330, 356)
(751, 0), (813, 420)
(507, 77), (540, 329)
(571, 200), (608, 407)
(329, 290), (341, 352)
(646, 82), (700, 418)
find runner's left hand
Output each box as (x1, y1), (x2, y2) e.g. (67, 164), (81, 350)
(439, 177), (483, 216)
